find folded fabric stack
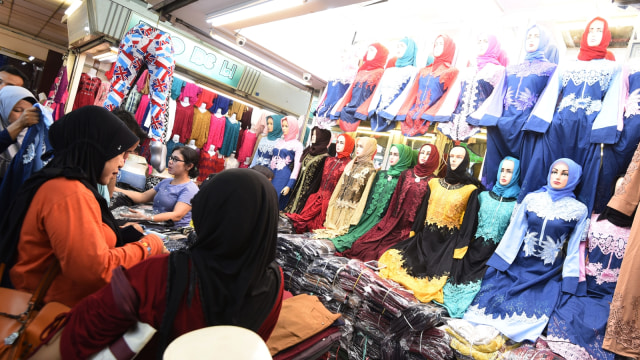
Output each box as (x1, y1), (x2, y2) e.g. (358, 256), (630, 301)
(443, 319), (518, 360)
(398, 327), (455, 360)
(500, 338), (565, 360)
(275, 234), (335, 293)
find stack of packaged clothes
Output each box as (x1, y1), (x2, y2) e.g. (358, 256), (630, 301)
(275, 234), (336, 293)
(442, 319), (519, 360)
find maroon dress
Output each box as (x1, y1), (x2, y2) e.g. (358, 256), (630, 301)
(341, 168), (433, 262)
(286, 156), (350, 233)
(72, 73), (101, 110)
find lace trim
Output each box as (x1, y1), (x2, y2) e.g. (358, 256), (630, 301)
(562, 64), (614, 89)
(558, 93), (602, 114)
(616, 145), (640, 196)
(466, 303), (549, 325)
(522, 231), (567, 265)
(604, 292), (640, 351)
(507, 61), (556, 78)
(438, 178), (465, 190)
(504, 86), (538, 111)
(588, 231), (628, 259)
(585, 262), (620, 284)
(525, 193), (588, 222)
(546, 335), (595, 360)
(475, 193), (517, 243)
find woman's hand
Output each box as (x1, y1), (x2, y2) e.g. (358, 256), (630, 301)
(125, 209), (151, 221)
(7, 107), (40, 140)
(281, 186), (290, 196)
(121, 222), (144, 233)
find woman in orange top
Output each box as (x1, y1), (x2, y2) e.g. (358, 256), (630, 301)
(0, 106), (167, 307)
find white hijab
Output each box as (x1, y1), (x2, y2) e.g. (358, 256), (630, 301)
(0, 85), (36, 177)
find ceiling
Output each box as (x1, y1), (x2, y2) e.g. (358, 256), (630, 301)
(1, 0), (639, 86)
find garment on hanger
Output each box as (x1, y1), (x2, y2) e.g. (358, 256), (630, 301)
(236, 130), (257, 168)
(219, 115), (241, 156)
(313, 137), (378, 239)
(240, 106), (253, 130)
(519, 18), (622, 213)
(72, 73), (101, 110)
(397, 35), (458, 137)
(208, 95), (232, 115)
(378, 148), (480, 304)
(177, 82), (200, 106)
(170, 78), (185, 100)
(47, 65), (69, 121)
(205, 113), (226, 150)
(135, 94), (150, 126)
(463, 159), (588, 342)
(195, 89), (217, 109)
(442, 157), (521, 318)
(93, 82), (111, 106)
(341, 144), (440, 262)
(228, 101), (246, 120)
(197, 149), (219, 182)
(475, 25), (557, 191)
(190, 107), (212, 148)
(286, 134), (355, 233)
(171, 101), (194, 144)
(123, 86), (142, 114)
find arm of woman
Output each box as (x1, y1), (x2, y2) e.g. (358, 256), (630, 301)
(151, 201), (192, 223)
(115, 187), (156, 204)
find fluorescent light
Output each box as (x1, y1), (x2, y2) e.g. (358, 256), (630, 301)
(64, 0), (83, 16)
(206, 0), (304, 27)
(93, 50), (118, 62)
(28, 56), (35, 61)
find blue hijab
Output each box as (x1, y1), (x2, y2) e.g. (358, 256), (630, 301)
(396, 37), (417, 68)
(535, 158), (582, 201)
(524, 25), (552, 62)
(266, 114), (284, 141)
(491, 156), (521, 199)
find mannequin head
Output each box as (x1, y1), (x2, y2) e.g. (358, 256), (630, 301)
(587, 19), (605, 47)
(336, 135), (346, 153)
(549, 161), (570, 189)
(449, 146), (466, 171)
(267, 117), (274, 132)
(525, 27), (541, 53)
(310, 129), (317, 144)
(418, 144), (431, 164)
(477, 34), (490, 56)
(388, 146), (400, 166)
(499, 159), (515, 185)
(396, 41), (408, 58)
(433, 36), (445, 57)
(281, 119), (289, 136)
(366, 46), (378, 61)
(355, 140), (365, 157)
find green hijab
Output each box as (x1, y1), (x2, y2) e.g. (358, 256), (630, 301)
(387, 144), (414, 176)
(266, 114), (284, 141)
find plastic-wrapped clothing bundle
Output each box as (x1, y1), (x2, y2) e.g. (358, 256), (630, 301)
(389, 303), (445, 335)
(399, 327), (455, 360)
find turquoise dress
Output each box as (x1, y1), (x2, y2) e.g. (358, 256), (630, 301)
(441, 191), (517, 317)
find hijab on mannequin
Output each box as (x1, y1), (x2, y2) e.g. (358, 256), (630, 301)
(578, 17), (612, 61)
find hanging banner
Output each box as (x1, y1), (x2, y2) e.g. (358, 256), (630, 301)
(126, 14), (245, 88)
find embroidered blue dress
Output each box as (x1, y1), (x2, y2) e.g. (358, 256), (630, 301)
(436, 63), (505, 142)
(334, 69), (385, 132)
(595, 65), (640, 213)
(364, 66), (418, 132)
(547, 213), (629, 360)
(250, 137), (278, 168)
(270, 139), (303, 210)
(463, 191), (589, 342)
(474, 60), (556, 190)
(441, 191), (517, 318)
(520, 59), (623, 212)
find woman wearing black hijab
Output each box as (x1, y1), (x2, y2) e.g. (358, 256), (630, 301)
(378, 146), (482, 305)
(0, 106), (167, 306)
(32, 169), (284, 360)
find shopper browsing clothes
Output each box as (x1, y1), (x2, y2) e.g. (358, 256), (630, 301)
(116, 146), (200, 228)
(31, 169), (284, 360)
(0, 106), (167, 306)
(0, 85), (39, 180)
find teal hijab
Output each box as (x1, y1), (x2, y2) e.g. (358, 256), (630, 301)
(266, 114), (284, 141)
(491, 156), (521, 199)
(387, 144), (414, 176)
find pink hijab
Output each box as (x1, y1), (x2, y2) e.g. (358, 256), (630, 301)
(476, 34), (503, 70)
(282, 116), (299, 141)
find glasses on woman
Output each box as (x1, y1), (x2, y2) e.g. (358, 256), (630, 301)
(168, 156), (185, 163)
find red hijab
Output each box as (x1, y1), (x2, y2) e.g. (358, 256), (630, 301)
(578, 17), (612, 61)
(358, 43), (390, 72)
(337, 133), (355, 159)
(432, 35), (456, 70)
(414, 144), (441, 177)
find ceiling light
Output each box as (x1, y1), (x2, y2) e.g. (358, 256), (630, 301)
(64, 0), (83, 16)
(93, 50), (118, 62)
(28, 56), (35, 61)
(206, 0), (304, 27)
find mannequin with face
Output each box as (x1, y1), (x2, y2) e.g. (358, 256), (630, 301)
(437, 34), (508, 142)
(269, 116), (304, 210)
(442, 157), (521, 318)
(283, 127), (332, 214)
(334, 43), (390, 132)
(521, 17), (622, 214)
(332, 144), (414, 252)
(250, 114), (283, 168)
(313, 137), (378, 239)
(397, 35), (459, 137)
(365, 37), (419, 132)
(378, 146), (482, 304)
(472, 25), (557, 192)
(547, 175), (631, 360)
(286, 133), (355, 233)
(342, 144), (441, 262)
(464, 158), (589, 343)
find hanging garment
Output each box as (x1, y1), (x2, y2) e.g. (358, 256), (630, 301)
(177, 82), (200, 106)
(477, 60), (556, 191)
(93, 82), (111, 106)
(134, 94), (150, 125)
(270, 139), (303, 210)
(194, 89), (216, 109)
(205, 114), (226, 150)
(595, 62), (640, 213)
(208, 95), (232, 115)
(547, 213), (630, 360)
(463, 190), (589, 342)
(73, 73), (101, 110)
(197, 151), (220, 182)
(366, 65), (418, 132)
(316, 80), (350, 118)
(123, 87), (142, 114)
(165, 138), (183, 166)
(519, 59), (623, 213)
(171, 101), (194, 143)
(436, 63), (505, 142)
(190, 108), (211, 148)
(228, 101), (246, 119)
(47, 65), (68, 121)
(378, 178), (480, 303)
(240, 107), (253, 130)
(103, 23), (175, 141)
(237, 130), (257, 168)
(219, 117), (241, 156)
(170, 78), (185, 100)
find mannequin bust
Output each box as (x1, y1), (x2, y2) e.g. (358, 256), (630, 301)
(198, 103), (207, 113)
(187, 139), (197, 150)
(229, 113), (237, 122)
(180, 97), (190, 107)
(225, 152), (239, 169)
(215, 108), (223, 117)
(172, 134), (180, 143)
(208, 145), (216, 156)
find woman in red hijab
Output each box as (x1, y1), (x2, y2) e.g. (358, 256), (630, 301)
(286, 133), (355, 233)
